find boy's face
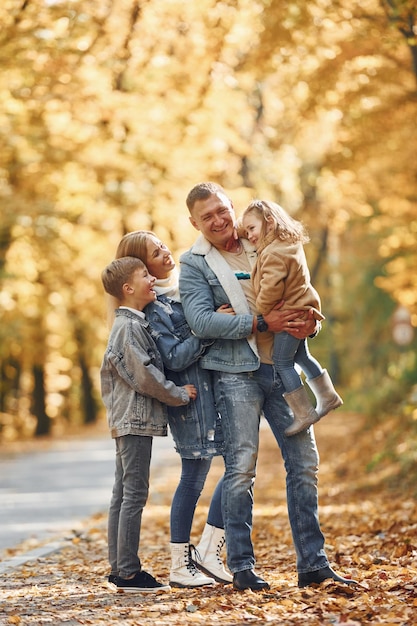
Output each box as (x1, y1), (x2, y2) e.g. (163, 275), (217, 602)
(124, 266), (156, 310)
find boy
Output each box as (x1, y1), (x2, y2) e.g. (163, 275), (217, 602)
(100, 256), (197, 593)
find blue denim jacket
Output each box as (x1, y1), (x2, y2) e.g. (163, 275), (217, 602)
(179, 235), (261, 374)
(100, 308), (190, 439)
(145, 295), (223, 459)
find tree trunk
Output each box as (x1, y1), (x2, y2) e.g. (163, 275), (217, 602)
(33, 364), (51, 437)
(79, 354), (98, 424)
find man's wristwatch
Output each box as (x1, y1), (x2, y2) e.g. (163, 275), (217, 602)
(256, 314), (269, 332)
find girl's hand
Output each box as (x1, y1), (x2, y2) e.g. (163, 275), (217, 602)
(183, 384), (197, 400)
(216, 303), (236, 315)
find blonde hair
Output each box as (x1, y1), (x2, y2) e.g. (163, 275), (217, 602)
(105, 231), (156, 327)
(242, 200), (309, 244)
(101, 256), (145, 301)
(115, 230), (155, 263)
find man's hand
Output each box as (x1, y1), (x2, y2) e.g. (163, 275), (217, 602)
(263, 302), (318, 339)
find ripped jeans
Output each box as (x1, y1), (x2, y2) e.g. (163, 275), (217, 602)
(214, 363), (328, 574)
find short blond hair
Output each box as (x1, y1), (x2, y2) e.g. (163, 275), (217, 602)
(101, 256), (145, 301)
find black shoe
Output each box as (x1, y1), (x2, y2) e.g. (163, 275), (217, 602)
(233, 569), (270, 591)
(298, 566), (358, 588)
(107, 574), (118, 587)
(117, 570), (171, 593)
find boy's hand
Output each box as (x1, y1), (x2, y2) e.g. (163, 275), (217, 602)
(184, 384), (197, 400)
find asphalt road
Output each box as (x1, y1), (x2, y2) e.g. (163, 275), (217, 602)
(0, 432), (179, 554)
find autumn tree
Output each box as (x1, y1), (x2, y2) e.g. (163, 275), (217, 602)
(0, 0), (415, 444)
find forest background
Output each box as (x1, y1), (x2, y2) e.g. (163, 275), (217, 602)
(0, 0), (416, 492)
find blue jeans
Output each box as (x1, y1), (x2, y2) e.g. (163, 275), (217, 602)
(273, 333), (323, 393)
(214, 363), (328, 574)
(107, 435), (152, 579)
(170, 458), (224, 542)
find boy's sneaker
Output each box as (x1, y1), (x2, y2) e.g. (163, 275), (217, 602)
(117, 570), (171, 594)
(107, 574), (118, 588)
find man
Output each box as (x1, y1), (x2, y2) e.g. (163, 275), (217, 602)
(179, 182), (356, 591)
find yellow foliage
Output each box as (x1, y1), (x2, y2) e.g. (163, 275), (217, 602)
(0, 0), (416, 435)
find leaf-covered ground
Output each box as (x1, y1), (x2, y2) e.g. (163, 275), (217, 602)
(1, 412), (416, 625)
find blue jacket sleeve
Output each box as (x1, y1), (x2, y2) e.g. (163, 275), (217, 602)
(179, 254), (254, 340)
(146, 304), (209, 372)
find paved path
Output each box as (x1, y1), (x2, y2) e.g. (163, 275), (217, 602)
(0, 432), (179, 554)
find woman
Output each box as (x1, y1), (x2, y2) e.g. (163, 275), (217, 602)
(114, 230), (233, 588)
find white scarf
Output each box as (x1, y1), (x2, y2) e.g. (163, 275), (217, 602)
(189, 235), (259, 358)
(154, 266), (181, 301)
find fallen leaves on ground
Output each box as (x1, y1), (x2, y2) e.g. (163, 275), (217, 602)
(1, 412), (416, 625)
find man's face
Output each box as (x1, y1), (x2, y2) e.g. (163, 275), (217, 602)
(189, 192), (236, 250)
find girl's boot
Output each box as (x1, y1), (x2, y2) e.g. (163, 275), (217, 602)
(307, 369), (343, 418)
(283, 385), (319, 436)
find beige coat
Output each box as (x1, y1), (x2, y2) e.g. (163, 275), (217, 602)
(252, 231), (325, 321)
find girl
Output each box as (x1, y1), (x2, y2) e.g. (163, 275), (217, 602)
(240, 200), (342, 436)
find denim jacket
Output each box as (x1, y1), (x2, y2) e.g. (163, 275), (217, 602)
(100, 308), (190, 439)
(145, 295), (223, 459)
(179, 235), (260, 373)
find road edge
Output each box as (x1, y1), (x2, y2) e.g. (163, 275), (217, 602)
(0, 541), (65, 574)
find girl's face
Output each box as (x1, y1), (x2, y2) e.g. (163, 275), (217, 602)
(242, 213), (265, 249)
(145, 235), (176, 280)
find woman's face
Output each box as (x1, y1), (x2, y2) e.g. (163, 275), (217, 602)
(145, 235), (176, 280)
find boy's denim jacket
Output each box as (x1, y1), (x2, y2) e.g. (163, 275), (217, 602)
(179, 235), (260, 374)
(145, 295), (223, 459)
(100, 308), (190, 439)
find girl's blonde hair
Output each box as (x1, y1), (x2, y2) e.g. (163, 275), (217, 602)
(242, 200), (309, 244)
